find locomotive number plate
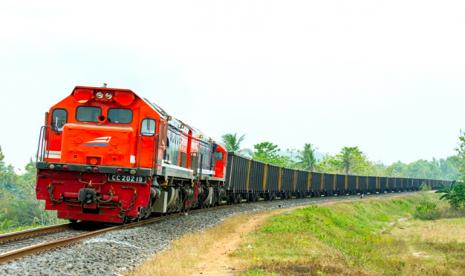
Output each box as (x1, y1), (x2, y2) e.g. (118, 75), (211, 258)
(108, 174), (147, 184)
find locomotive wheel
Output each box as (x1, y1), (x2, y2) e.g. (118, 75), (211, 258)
(141, 207), (152, 219)
(228, 194), (234, 205)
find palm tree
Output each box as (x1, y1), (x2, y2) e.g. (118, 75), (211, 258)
(297, 143), (317, 171)
(338, 146), (364, 175)
(437, 181), (465, 209)
(221, 133), (246, 152)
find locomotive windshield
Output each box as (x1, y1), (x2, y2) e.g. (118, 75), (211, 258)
(51, 108), (67, 131)
(214, 152), (223, 160)
(76, 106), (101, 122)
(108, 108), (132, 124)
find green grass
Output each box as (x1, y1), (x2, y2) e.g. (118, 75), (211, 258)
(0, 224), (44, 234)
(0, 221), (67, 235)
(235, 193), (465, 275)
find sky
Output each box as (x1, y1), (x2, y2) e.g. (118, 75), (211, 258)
(0, 0), (464, 170)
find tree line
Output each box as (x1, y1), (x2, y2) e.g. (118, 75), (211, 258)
(0, 147), (61, 231)
(221, 133), (463, 180)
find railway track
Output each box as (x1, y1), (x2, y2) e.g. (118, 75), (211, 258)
(0, 223), (73, 245)
(0, 205), (229, 264)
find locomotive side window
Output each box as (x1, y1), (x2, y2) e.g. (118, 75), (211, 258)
(51, 108), (67, 132)
(76, 106), (101, 122)
(108, 108), (133, 124)
(214, 152), (223, 161)
(141, 118), (156, 136)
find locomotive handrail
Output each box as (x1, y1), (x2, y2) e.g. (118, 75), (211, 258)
(35, 126), (47, 163)
(152, 134), (158, 171)
(35, 126), (43, 163)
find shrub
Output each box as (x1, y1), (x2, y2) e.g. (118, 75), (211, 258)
(419, 183), (432, 191)
(437, 181), (465, 209)
(414, 200), (439, 220)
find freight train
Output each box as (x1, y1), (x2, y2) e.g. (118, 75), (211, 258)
(35, 86), (450, 223)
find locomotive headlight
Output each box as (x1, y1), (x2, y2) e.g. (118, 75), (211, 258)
(105, 92), (113, 100)
(129, 169), (136, 175)
(95, 91), (104, 99)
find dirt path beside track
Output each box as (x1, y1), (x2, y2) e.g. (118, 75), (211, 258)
(191, 212), (273, 275)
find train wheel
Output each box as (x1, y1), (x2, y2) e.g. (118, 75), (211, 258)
(248, 193), (254, 202)
(229, 194), (234, 205)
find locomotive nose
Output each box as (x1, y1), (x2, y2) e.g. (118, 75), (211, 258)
(60, 123), (135, 168)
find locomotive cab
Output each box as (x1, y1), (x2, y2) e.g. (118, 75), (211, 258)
(36, 86), (166, 223)
(213, 144), (227, 179)
(43, 87), (162, 172)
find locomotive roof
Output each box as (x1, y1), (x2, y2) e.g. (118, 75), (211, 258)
(71, 85), (170, 120)
(71, 85), (217, 144)
(72, 85), (135, 95)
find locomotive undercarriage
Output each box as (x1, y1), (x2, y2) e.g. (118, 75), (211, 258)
(147, 176), (228, 215)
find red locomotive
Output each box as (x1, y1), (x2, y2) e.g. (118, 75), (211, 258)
(36, 86), (227, 223)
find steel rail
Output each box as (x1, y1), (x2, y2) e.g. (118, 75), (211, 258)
(0, 224), (72, 245)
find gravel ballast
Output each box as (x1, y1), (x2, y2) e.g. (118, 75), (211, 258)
(0, 193), (409, 275)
